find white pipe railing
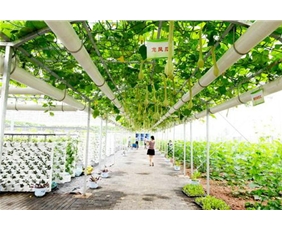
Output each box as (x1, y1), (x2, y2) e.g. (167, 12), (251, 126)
(0, 56), (90, 112)
(194, 77), (282, 119)
(45, 21), (125, 114)
(0, 86), (42, 95)
(153, 20), (282, 128)
(6, 103), (77, 111)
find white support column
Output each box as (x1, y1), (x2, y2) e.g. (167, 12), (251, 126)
(10, 113), (14, 132)
(190, 121), (194, 176)
(159, 131), (161, 151)
(112, 132), (116, 165)
(98, 118), (103, 172)
(161, 131), (164, 153)
(183, 121), (186, 176)
(82, 101), (91, 195)
(164, 130), (166, 153)
(163, 129), (168, 155)
(0, 46), (13, 164)
(104, 119), (108, 167)
(155, 132), (158, 150)
(206, 109), (210, 195)
(172, 123), (176, 165)
(167, 129), (169, 147)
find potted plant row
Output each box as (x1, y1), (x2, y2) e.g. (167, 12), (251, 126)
(190, 170), (201, 184)
(89, 175), (100, 189)
(173, 160), (181, 171)
(164, 154), (171, 163)
(33, 180), (49, 197)
(101, 167), (109, 178)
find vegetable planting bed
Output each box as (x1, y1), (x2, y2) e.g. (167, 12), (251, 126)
(197, 176), (254, 210)
(159, 139), (282, 210)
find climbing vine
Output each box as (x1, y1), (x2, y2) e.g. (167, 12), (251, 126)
(1, 20), (282, 131)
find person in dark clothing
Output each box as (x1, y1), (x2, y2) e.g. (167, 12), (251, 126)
(135, 139), (139, 149)
(147, 136), (155, 166)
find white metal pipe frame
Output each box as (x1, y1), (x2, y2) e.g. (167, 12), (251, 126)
(82, 102), (91, 196)
(183, 121), (186, 176)
(0, 55), (90, 112)
(153, 20), (282, 128)
(1, 87), (42, 95)
(0, 46), (12, 163)
(6, 103), (77, 111)
(194, 76), (282, 120)
(44, 21), (125, 115)
(206, 109), (210, 195)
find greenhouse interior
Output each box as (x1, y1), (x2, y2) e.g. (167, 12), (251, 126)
(0, 19), (282, 212)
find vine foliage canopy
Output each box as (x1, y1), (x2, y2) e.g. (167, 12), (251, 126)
(0, 20), (282, 131)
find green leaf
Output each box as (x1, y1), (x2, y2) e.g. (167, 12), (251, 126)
(31, 21), (47, 29)
(25, 21), (37, 29)
(93, 109), (99, 118)
(115, 115), (121, 121)
(248, 182), (260, 189)
(138, 44), (147, 60)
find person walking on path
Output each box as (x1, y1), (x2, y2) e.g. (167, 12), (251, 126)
(144, 137), (148, 149)
(127, 136), (131, 149)
(135, 138), (139, 150)
(147, 135), (155, 166)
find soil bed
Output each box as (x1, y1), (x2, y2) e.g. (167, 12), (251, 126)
(185, 169), (254, 210)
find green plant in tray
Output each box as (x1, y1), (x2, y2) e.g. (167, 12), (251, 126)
(183, 184), (205, 197)
(191, 170), (201, 180)
(195, 195), (230, 210)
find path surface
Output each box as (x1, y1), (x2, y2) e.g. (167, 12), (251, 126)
(0, 148), (200, 210)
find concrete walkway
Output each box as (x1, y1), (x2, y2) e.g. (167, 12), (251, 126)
(0, 148), (200, 210)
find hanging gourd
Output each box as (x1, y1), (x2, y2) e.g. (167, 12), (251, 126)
(153, 103), (160, 120)
(138, 103), (142, 118)
(138, 60), (144, 80)
(165, 20), (174, 80)
(211, 46), (219, 77)
(137, 106), (140, 115)
(144, 85), (149, 107)
(139, 35), (144, 44)
(188, 78), (193, 109)
(163, 75), (169, 107)
(136, 87), (141, 113)
(197, 27), (204, 69)
(152, 84), (157, 103)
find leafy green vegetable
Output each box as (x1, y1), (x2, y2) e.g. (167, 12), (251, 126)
(183, 184), (205, 197)
(195, 195), (230, 210)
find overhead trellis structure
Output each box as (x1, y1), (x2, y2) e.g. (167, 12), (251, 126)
(0, 20), (282, 132)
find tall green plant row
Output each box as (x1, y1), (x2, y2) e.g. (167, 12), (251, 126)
(162, 139), (282, 209)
